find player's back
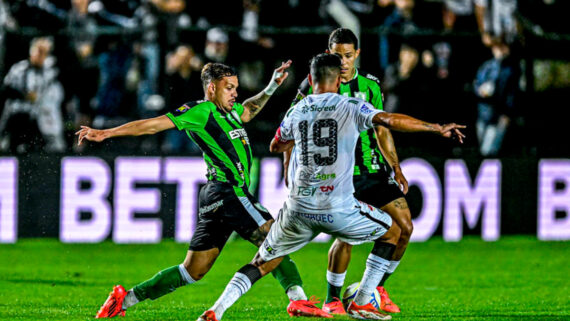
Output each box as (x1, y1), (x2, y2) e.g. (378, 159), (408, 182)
(282, 92), (380, 214)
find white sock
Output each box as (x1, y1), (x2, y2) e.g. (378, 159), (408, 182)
(211, 272), (252, 319)
(286, 285), (307, 301)
(178, 264), (197, 285)
(326, 270), (346, 288)
(122, 290), (139, 310)
(354, 254), (390, 306)
(387, 261), (400, 274)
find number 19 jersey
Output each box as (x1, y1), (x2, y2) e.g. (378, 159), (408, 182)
(278, 92), (382, 214)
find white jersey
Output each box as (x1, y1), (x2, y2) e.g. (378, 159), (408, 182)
(278, 92), (382, 214)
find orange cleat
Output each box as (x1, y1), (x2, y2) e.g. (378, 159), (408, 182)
(377, 286), (400, 313)
(196, 310), (219, 321)
(95, 285), (127, 318)
(322, 297), (346, 315)
(287, 296), (333, 318)
(346, 301), (391, 320)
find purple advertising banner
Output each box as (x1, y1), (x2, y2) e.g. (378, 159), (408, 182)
(0, 156), (569, 243)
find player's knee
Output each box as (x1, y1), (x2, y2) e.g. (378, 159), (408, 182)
(400, 220), (413, 240)
(328, 239), (351, 257)
(385, 222), (401, 244)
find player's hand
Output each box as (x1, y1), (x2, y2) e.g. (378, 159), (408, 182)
(273, 60), (292, 86)
(393, 166), (409, 194)
(75, 126), (107, 145)
(438, 123), (466, 143)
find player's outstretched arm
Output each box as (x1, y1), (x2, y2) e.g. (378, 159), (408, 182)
(373, 112), (466, 143)
(76, 115), (175, 145)
(241, 60), (292, 123)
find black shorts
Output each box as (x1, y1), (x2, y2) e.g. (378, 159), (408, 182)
(189, 181), (273, 251)
(353, 171), (405, 209)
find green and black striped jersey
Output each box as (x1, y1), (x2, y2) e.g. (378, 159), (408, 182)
(166, 100), (253, 188)
(292, 69), (388, 176)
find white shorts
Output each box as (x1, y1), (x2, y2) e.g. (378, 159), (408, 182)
(259, 198), (392, 261)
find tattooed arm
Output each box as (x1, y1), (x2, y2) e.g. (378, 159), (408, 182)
(372, 112), (466, 142)
(375, 126), (409, 194)
(240, 60), (292, 123)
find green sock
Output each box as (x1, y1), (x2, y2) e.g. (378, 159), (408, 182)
(133, 265), (187, 301)
(378, 272), (392, 287)
(271, 255), (303, 292)
(325, 283), (342, 303)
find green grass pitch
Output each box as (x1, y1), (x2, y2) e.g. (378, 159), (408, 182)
(0, 236), (568, 320)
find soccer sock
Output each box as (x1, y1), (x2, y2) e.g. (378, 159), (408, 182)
(325, 270), (346, 303)
(122, 291), (139, 310)
(271, 255), (304, 295)
(212, 264), (262, 319)
(286, 285), (307, 301)
(354, 254), (390, 306)
(132, 264), (195, 301)
(378, 260), (400, 287)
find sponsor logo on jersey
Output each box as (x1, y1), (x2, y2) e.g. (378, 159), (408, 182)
(354, 91), (367, 100)
(360, 104), (374, 114)
(300, 104), (336, 113)
(365, 74), (380, 83)
(199, 200), (224, 214)
(297, 186), (317, 196)
(319, 185), (334, 193)
(296, 212), (334, 223)
(236, 162), (245, 179)
(299, 171), (336, 182)
(229, 128), (250, 145)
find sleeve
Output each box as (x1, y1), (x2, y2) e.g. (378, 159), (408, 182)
(275, 107), (296, 142)
(365, 73), (384, 110)
(165, 103), (207, 131)
(290, 76), (312, 106)
(351, 100), (383, 132)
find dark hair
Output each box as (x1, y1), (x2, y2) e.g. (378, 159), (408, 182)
(200, 63), (237, 91)
(310, 53), (341, 83)
(328, 28), (358, 50)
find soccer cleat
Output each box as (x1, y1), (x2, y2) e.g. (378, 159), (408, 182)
(322, 297), (346, 315)
(377, 286), (400, 313)
(95, 285), (127, 318)
(196, 310), (219, 321)
(346, 301), (391, 320)
(287, 296), (333, 318)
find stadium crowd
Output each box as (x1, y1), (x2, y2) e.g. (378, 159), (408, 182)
(0, 0), (565, 156)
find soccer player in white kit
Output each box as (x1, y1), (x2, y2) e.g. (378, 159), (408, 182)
(198, 54), (465, 321)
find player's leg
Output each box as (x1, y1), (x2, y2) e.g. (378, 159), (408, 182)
(359, 173), (410, 313)
(378, 197), (413, 286)
(234, 188), (306, 302)
(95, 182), (232, 318)
(332, 200), (396, 320)
(348, 223), (399, 321)
(200, 203), (331, 320)
(323, 239), (352, 313)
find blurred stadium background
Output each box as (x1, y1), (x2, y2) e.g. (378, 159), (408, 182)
(0, 0), (569, 320)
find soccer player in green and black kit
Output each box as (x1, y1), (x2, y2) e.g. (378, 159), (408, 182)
(286, 28), (412, 315)
(78, 61), (332, 319)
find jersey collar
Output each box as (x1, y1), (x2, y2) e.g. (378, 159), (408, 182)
(342, 68), (359, 84)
